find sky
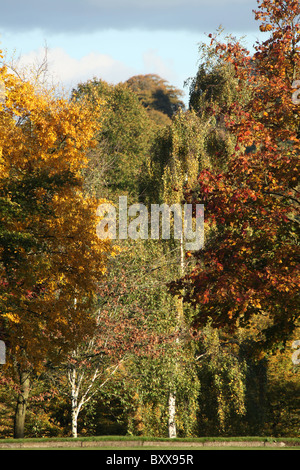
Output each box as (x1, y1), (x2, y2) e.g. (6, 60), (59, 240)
(0, 0), (266, 105)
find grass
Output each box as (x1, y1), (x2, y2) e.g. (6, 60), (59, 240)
(1, 435), (298, 442)
(0, 435), (299, 450)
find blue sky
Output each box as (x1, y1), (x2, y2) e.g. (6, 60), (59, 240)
(0, 0), (266, 105)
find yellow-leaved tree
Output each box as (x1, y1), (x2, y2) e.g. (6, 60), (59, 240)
(0, 51), (114, 437)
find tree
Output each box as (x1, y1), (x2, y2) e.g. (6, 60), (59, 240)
(72, 79), (154, 202)
(138, 108), (209, 437)
(50, 243), (173, 438)
(185, 28), (252, 171)
(112, 239), (199, 439)
(126, 74), (185, 126)
(264, 326), (300, 436)
(72, 77), (193, 438)
(0, 56), (114, 437)
(170, 0), (300, 350)
(195, 323), (247, 435)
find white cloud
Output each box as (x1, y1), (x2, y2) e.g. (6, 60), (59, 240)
(17, 47), (137, 90)
(15, 46), (185, 94)
(143, 49), (177, 83)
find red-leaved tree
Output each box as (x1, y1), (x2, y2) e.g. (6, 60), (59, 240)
(171, 0), (300, 349)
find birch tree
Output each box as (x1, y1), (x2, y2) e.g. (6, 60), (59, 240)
(67, 347), (126, 439)
(139, 109), (205, 438)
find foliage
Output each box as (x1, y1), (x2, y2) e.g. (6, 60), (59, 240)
(126, 74), (185, 125)
(0, 52), (118, 438)
(264, 327), (300, 437)
(186, 28), (252, 171)
(0, 63), (114, 370)
(104, 238), (200, 438)
(72, 79), (154, 202)
(141, 108), (208, 215)
(195, 323), (247, 435)
(1, 1), (300, 438)
(128, 342), (199, 438)
(170, 0), (300, 351)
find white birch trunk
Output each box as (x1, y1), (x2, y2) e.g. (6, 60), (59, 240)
(168, 234), (185, 439)
(168, 391), (177, 439)
(69, 363), (79, 439)
(71, 400), (79, 439)
(68, 345), (125, 438)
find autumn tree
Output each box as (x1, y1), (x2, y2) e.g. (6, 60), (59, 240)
(171, 0), (300, 351)
(0, 56), (114, 437)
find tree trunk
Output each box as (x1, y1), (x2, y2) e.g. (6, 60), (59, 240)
(71, 401), (79, 439)
(69, 357), (83, 439)
(168, 235), (184, 439)
(14, 371), (31, 439)
(168, 391), (177, 438)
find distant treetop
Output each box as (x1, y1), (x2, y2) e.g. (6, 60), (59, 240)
(126, 74), (185, 126)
